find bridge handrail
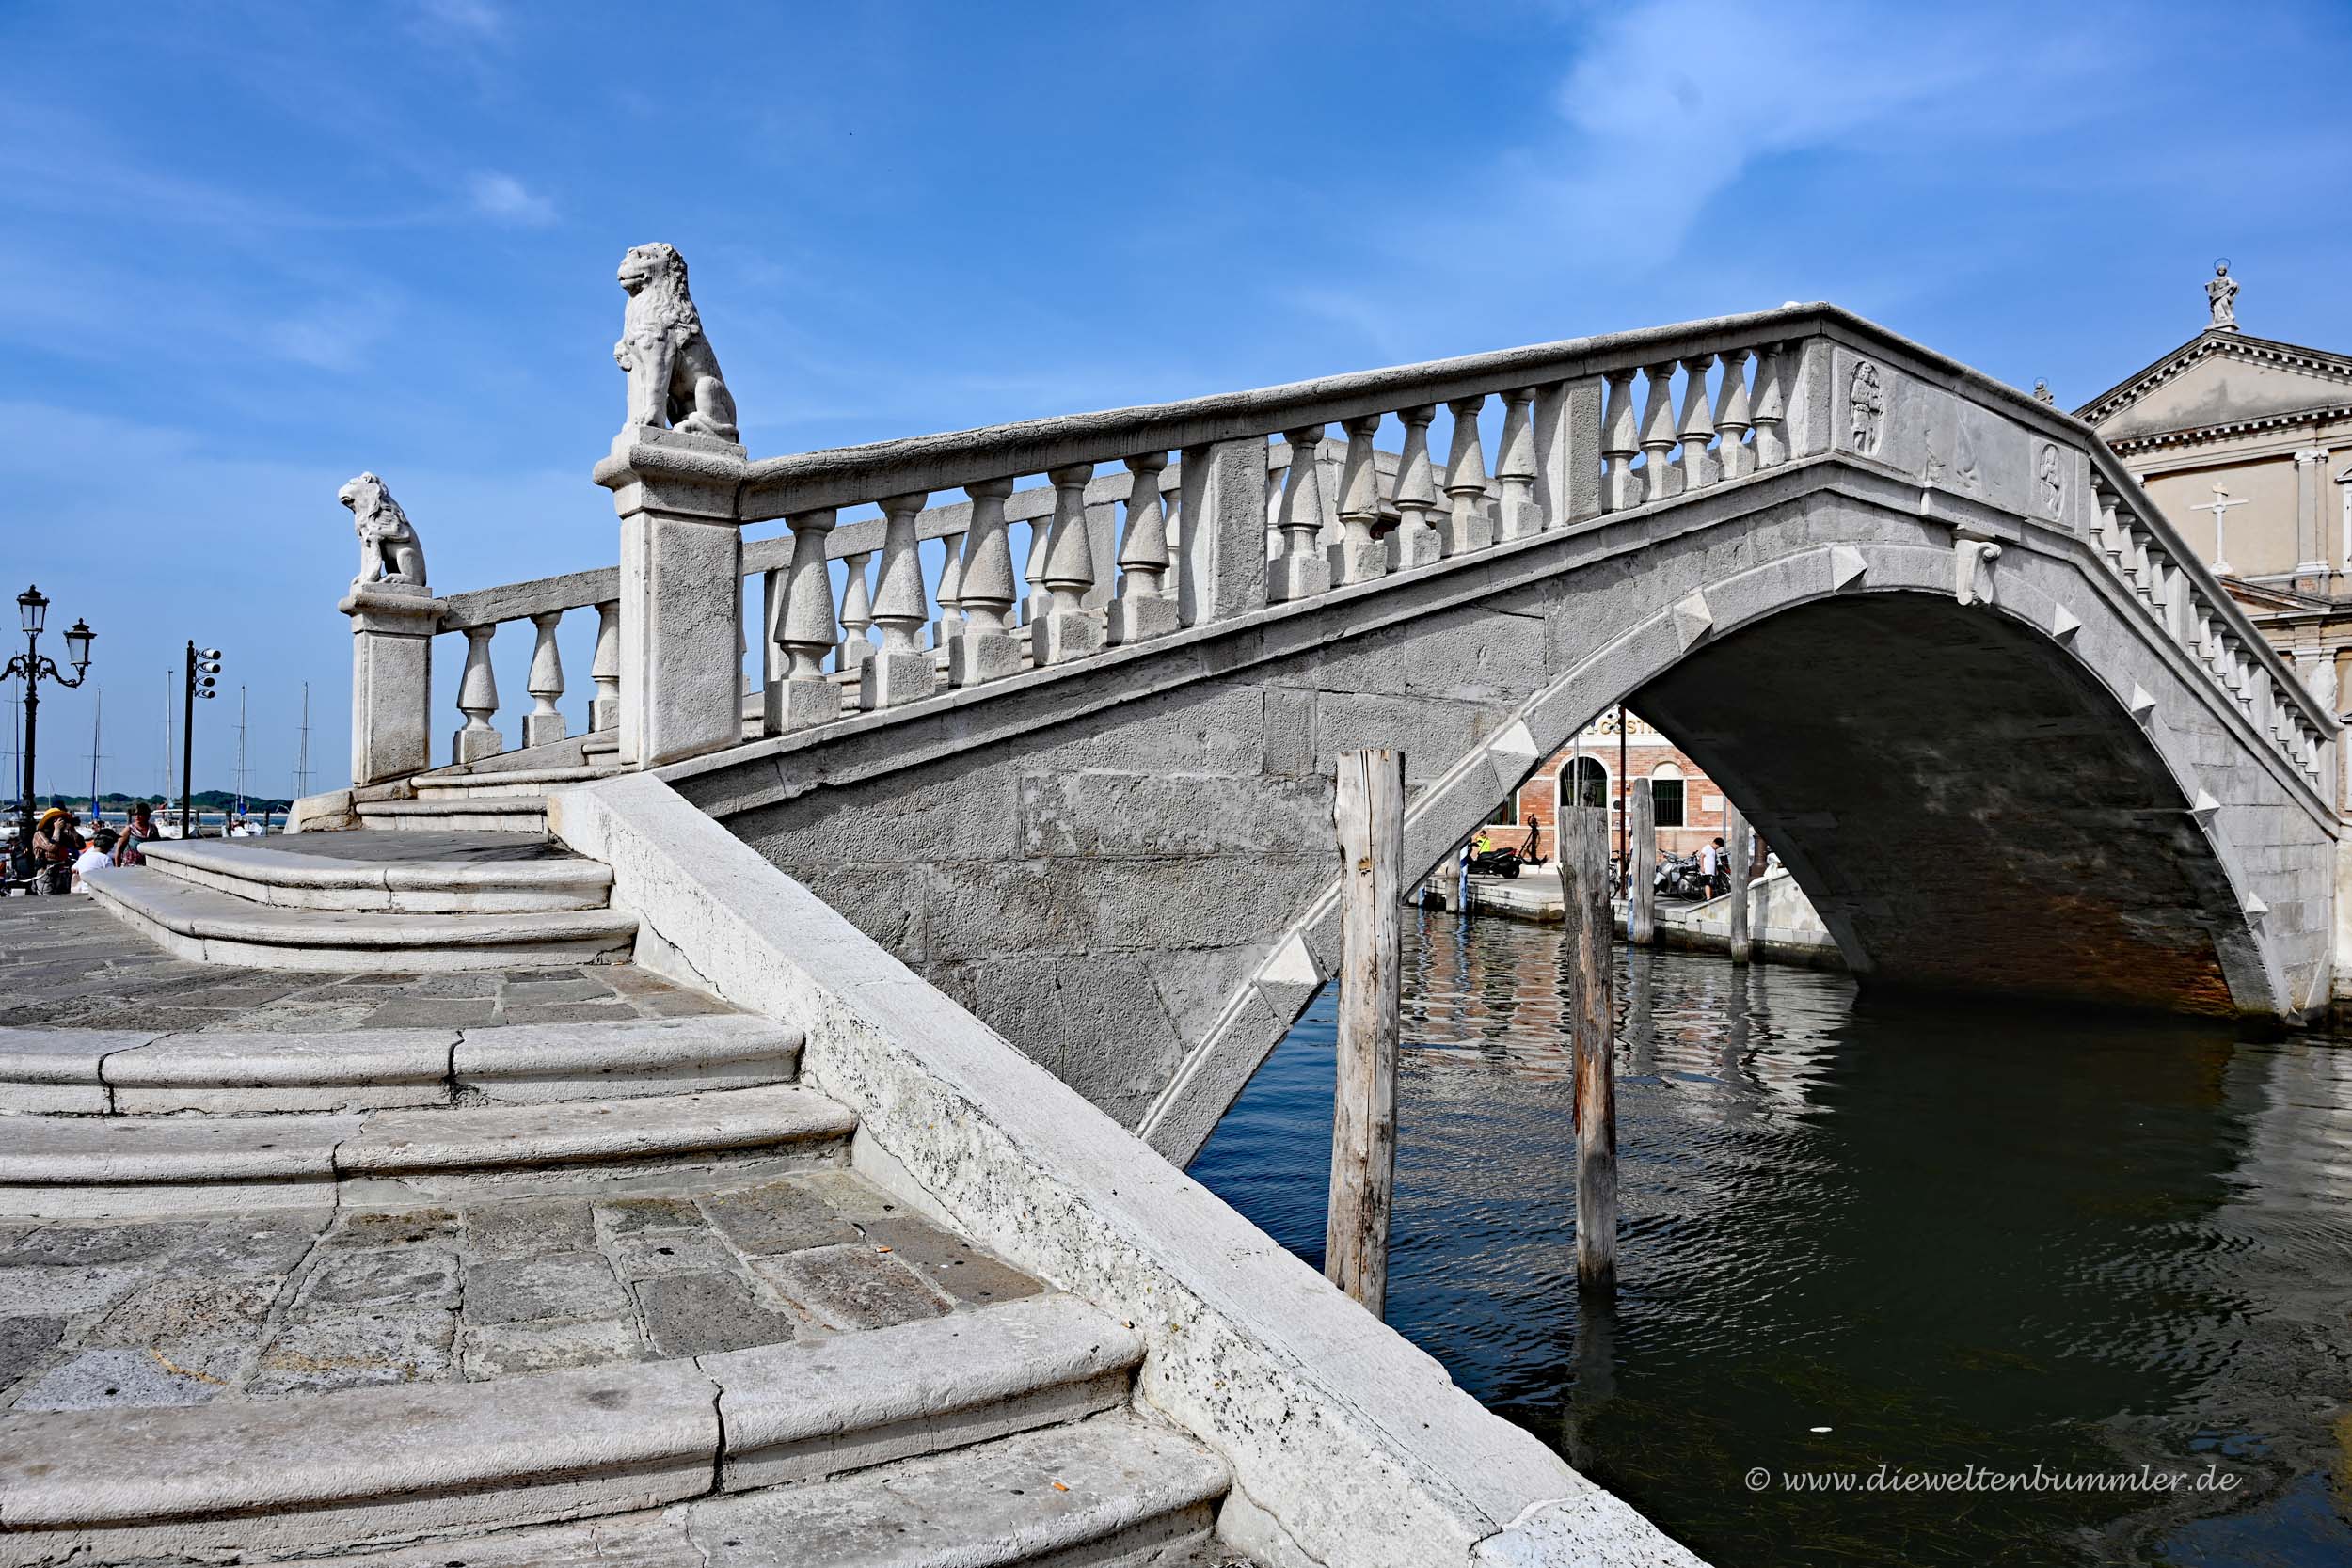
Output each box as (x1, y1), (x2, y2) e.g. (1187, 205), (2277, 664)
(346, 300), (2333, 810)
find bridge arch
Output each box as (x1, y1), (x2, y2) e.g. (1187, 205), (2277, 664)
(671, 467), (2332, 1163)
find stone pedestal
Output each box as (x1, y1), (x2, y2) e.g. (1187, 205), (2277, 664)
(777, 678), (842, 731)
(1032, 608), (1104, 667)
(1388, 527), (1442, 572)
(341, 584), (444, 787)
(594, 429), (749, 768)
(453, 724), (504, 763)
(949, 627), (1023, 686)
(1105, 591), (1180, 646)
(861, 649), (936, 708)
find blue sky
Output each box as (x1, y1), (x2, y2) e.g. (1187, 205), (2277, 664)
(8, 0), (2352, 800)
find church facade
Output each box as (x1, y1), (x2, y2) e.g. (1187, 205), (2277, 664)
(2078, 269), (2352, 746)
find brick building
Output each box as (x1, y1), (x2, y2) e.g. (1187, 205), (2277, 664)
(1486, 706), (1736, 862)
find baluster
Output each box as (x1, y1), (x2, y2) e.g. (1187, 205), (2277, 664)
(774, 508), (842, 730)
(1328, 417), (1388, 584)
(1442, 397), (1493, 556)
(1639, 361), (1680, 503)
(933, 526), (968, 651)
(2088, 475), (2113, 560)
(1714, 348), (1755, 481)
(838, 549), (877, 671)
(1160, 468), (1185, 608)
(1751, 344), (1788, 469)
(1025, 496), (1055, 625)
(1391, 405), (1442, 567)
(1033, 464), (1105, 662)
(863, 492), (936, 708)
(1600, 368), (1640, 511)
(590, 600), (620, 733)
(1677, 354), (1718, 493)
(1271, 427), (1334, 599)
(2101, 491), (2128, 578)
(952, 479), (1022, 686)
(1263, 457), (1284, 566)
(1109, 452), (1180, 644)
(1495, 390), (1541, 541)
(523, 610), (565, 748)
(453, 623), (502, 763)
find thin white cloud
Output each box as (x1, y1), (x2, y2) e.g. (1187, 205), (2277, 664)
(413, 0), (506, 44)
(469, 172), (557, 227)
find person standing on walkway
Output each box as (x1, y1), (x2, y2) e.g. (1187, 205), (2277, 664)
(1697, 835), (1720, 897)
(114, 800), (161, 866)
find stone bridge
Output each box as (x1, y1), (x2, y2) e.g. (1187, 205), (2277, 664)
(339, 302), (2340, 1165)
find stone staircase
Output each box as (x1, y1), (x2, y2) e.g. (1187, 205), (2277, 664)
(358, 763), (621, 832)
(6, 836), (1239, 1567)
(86, 832), (637, 969)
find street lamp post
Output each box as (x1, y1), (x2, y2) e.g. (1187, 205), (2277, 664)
(180, 642), (222, 839)
(4, 586), (95, 853)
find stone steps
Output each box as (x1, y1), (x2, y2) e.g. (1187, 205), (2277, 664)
(246, 1415), (1228, 1568)
(357, 794), (552, 832)
(86, 864), (636, 971)
(0, 1295), (1151, 1567)
(138, 835), (612, 913)
(0, 1015), (805, 1116)
(0, 1083), (856, 1217)
(410, 764), (622, 799)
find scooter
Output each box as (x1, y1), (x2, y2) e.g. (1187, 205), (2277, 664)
(1653, 852), (1709, 901)
(1469, 846), (1525, 879)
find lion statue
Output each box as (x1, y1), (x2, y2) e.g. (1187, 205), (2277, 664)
(338, 472), (428, 590)
(614, 243), (739, 443)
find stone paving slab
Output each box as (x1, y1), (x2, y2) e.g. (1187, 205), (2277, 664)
(0, 1168), (1041, 1413)
(0, 895), (732, 1030)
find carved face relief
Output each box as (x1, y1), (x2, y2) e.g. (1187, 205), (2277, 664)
(1848, 361), (1886, 456)
(2038, 443), (2064, 518)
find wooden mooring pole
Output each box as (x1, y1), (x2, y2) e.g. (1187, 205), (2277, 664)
(1327, 748), (1404, 1316)
(1628, 779), (1657, 946)
(1566, 804), (1618, 1295)
(1725, 805), (1754, 965)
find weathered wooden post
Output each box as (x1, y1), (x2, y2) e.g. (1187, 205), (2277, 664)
(1566, 804), (1617, 1295)
(1327, 747), (1404, 1316)
(1628, 779), (1657, 945)
(1725, 805), (1754, 965)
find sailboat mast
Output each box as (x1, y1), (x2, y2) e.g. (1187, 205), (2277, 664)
(88, 686), (101, 816)
(293, 682), (312, 800)
(235, 686), (247, 815)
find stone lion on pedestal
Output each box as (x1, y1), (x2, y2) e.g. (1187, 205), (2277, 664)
(338, 472), (428, 590)
(614, 243), (739, 443)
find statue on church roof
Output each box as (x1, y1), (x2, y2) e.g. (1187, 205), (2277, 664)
(2206, 261), (2239, 331)
(2033, 380), (2055, 404)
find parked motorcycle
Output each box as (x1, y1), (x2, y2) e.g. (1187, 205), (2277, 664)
(1469, 846), (1525, 879)
(1653, 851), (1709, 901)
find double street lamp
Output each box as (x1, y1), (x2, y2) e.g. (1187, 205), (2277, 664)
(5, 586), (96, 850)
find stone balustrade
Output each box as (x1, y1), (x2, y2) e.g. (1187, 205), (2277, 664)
(346, 302), (2333, 805)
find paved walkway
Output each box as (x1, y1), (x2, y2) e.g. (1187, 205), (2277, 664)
(0, 895), (1046, 1416)
(0, 895), (732, 1032)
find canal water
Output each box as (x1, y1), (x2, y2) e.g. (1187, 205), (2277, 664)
(1187, 911), (2352, 1567)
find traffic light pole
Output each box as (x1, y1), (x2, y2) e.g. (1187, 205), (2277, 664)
(180, 641), (197, 839)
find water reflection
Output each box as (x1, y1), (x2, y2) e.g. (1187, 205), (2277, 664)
(1186, 910), (2352, 1567)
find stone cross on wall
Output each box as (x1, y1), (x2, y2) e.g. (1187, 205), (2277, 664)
(2192, 483), (2249, 577)
(2206, 262), (2239, 331)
